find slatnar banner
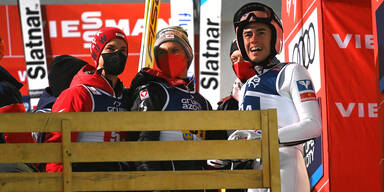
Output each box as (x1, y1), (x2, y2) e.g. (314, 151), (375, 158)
(199, 0), (221, 109)
(18, 0), (49, 108)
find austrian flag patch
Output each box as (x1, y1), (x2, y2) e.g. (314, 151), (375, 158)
(296, 80), (316, 102)
(139, 90), (149, 100)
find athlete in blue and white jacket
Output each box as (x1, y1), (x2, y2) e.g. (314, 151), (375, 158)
(233, 3), (321, 192)
(130, 27), (227, 182)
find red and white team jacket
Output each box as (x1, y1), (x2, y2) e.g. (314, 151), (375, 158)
(46, 65), (127, 172)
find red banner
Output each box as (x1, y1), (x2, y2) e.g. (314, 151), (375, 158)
(0, 3), (170, 97)
(282, 0), (329, 191)
(322, 1), (380, 191)
(371, 0), (384, 189)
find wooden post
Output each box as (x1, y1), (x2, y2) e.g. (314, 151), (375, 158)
(268, 109), (281, 192)
(261, 110), (270, 188)
(62, 119), (72, 192)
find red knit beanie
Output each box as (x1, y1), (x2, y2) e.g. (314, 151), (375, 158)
(90, 27), (128, 67)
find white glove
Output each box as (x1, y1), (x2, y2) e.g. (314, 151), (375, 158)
(228, 130), (262, 140)
(207, 159), (229, 168)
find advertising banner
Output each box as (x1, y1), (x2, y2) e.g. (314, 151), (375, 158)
(199, 0), (221, 109)
(282, 0), (328, 191)
(322, 0), (380, 191)
(18, 0), (49, 108)
(371, 0), (384, 189)
(170, 0), (194, 78)
(0, 3), (170, 110)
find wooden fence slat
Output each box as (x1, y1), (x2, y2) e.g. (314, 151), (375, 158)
(0, 172), (62, 192)
(268, 109), (281, 192)
(261, 110), (270, 188)
(0, 113), (63, 132)
(70, 140), (261, 162)
(0, 170), (261, 192)
(61, 120), (72, 192)
(0, 111), (261, 132)
(0, 143), (61, 163)
(0, 140), (261, 163)
(72, 170), (262, 191)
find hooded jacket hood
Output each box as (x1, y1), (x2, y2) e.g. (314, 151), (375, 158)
(70, 65), (115, 96)
(36, 88), (56, 110)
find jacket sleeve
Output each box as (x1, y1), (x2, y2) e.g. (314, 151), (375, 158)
(46, 86), (93, 172)
(277, 64), (322, 143)
(131, 82), (167, 171)
(52, 86), (93, 112)
(49, 85), (93, 143)
(131, 82), (168, 112)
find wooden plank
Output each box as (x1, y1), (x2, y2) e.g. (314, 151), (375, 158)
(0, 140), (261, 163)
(0, 172), (63, 192)
(0, 170), (262, 191)
(67, 111), (261, 132)
(61, 120), (72, 192)
(0, 111), (261, 132)
(71, 170), (262, 191)
(0, 143), (61, 163)
(268, 109), (281, 192)
(261, 110), (270, 188)
(0, 112), (62, 132)
(70, 140), (261, 162)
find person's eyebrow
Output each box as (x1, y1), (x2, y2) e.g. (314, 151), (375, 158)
(256, 28), (267, 32)
(106, 44), (116, 48)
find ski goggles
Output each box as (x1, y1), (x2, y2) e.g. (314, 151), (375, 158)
(233, 3), (281, 29)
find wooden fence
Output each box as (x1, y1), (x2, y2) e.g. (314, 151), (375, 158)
(0, 110), (280, 192)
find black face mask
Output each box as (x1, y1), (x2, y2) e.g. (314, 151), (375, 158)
(101, 51), (127, 76)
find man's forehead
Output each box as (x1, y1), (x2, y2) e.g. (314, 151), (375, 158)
(159, 41), (183, 49)
(244, 23), (269, 31)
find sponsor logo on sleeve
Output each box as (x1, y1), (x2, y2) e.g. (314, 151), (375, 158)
(140, 90), (149, 100)
(297, 80), (316, 102)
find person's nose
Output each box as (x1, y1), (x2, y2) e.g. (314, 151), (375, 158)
(249, 34), (259, 44)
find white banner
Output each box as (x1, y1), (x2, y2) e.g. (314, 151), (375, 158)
(170, 0), (195, 78)
(288, 8), (321, 93)
(199, 0), (221, 109)
(18, 0), (49, 108)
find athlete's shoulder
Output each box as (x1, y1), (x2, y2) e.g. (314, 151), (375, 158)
(136, 80), (167, 97)
(131, 80), (168, 111)
(282, 62), (307, 71)
(52, 85), (92, 112)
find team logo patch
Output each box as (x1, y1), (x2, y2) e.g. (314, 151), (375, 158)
(296, 80), (316, 102)
(165, 34), (175, 39)
(139, 90), (149, 100)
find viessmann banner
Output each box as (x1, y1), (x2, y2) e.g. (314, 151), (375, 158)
(0, 3), (170, 109)
(282, 0), (328, 191)
(284, 0), (381, 191)
(322, 1), (380, 191)
(371, 0), (384, 188)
